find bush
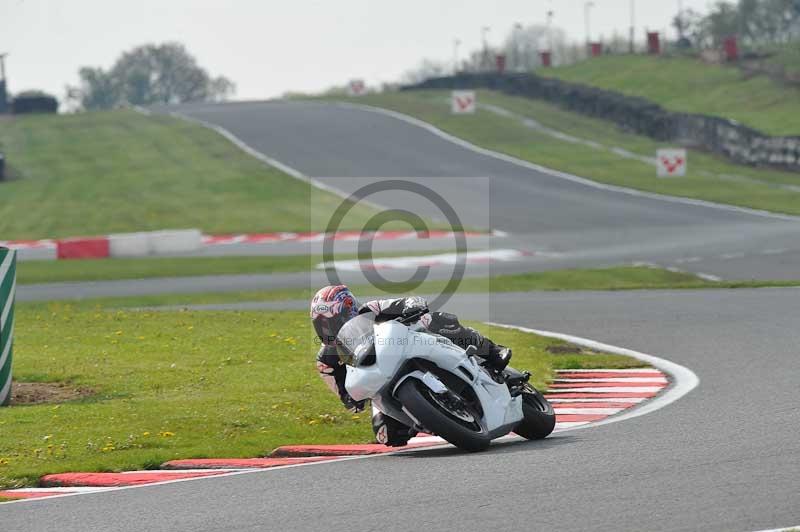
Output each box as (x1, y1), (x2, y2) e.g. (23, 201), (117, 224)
(13, 91), (58, 114)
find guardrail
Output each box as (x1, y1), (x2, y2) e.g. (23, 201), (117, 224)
(0, 247), (16, 406)
(402, 73), (800, 172)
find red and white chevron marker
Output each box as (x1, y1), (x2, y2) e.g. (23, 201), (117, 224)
(0, 367), (667, 501)
(656, 148), (688, 177)
(451, 90), (477, 114)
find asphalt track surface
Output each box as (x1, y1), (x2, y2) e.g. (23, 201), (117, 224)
(5, 289), (799, 531)
(8, 101), (800, 530)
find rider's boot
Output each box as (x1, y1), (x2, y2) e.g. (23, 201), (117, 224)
(477, 341), (512, 372)
(372, 407), (418, 447)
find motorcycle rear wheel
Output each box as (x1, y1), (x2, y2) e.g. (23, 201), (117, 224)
(396, 379), (491, 452)
(514, 384), (556, 440)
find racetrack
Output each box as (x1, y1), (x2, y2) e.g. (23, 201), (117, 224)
(9, 101), (800, 530)
(168, 100), (800, 281)
(18, 100), (800, 303)
(4, 289), (799, 531)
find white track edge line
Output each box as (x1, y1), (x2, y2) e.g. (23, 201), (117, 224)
(751, 525), (800, 532)
(335, 101), (800, 222)
(1, 326), (696, 506)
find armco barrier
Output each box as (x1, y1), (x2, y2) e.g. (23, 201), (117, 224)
(402, 73), (800, 172)
(1, 247), (16, 406)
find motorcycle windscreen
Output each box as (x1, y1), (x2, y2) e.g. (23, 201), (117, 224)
(336, 313), (376, 366)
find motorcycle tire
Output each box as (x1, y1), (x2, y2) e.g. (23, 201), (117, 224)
(396, 378), (491, 452)
(514, 385), (556, 440)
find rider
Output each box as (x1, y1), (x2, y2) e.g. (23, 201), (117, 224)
(311, 285), (511, 447)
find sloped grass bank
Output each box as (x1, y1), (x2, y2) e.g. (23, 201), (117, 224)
(354, 90), (800, 215)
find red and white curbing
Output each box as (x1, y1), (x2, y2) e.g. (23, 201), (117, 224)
(202, 230), (490, 246)
(0, 367), (668, 501)
(1, 230), (496, 261)
(545, 368), (668, 429)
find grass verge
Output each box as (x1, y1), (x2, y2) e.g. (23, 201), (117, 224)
(543, 55), (800, 136)
(0, 306), (643, 489)
(351, 90), (800, 216)
(0, 110), (399, 240)
(18, 265), (783, 311)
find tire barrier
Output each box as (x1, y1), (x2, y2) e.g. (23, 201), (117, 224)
(402, 73), (800, 172)
(0, 247), (16, 406)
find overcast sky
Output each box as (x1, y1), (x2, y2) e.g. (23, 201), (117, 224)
(1, 0), (717, 100)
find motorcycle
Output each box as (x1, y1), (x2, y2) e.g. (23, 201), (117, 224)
(337, 311), (556, 452)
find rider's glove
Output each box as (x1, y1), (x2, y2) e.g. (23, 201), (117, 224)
(341, 393), (366, 413)
(402, 297), (429, 318)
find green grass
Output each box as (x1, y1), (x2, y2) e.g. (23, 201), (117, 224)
(17, 255), (318, 284)
(351, 90), (800, 216)
(16, 250), (457, 285)
(543, 55), (800, 136)
(0, 110), (392, 241)
(0, 306), (643, 489)
(15, 265), (756, 312)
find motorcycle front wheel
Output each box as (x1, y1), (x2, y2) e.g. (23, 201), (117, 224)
(396, 378), (490, 452)
(514, 384), (556, 440)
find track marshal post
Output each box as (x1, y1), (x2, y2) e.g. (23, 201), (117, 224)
(0, 247), (16, 406)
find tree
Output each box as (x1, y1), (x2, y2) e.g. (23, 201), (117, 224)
(75, 67), (119, 110)
(401, 58), (449, 84)
(70, 42), (236, 110)
(676, 0), (800, 50)
(704, 1), (741, 46)
(503, 24), (566, 70)
(672, 8), (710, 47)
(208, 76), (236, 102)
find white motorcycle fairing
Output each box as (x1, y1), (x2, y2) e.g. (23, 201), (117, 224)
(344, 320), (524, 439)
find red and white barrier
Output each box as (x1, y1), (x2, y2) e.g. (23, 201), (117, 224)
(0, 239), (56, 251)
(108, 232), (150, 258)
(56, 238), (110, 260)
(1, 229), (498, 261)
(148, 229), (203, 255)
